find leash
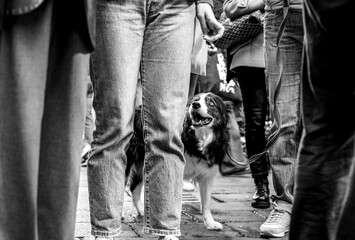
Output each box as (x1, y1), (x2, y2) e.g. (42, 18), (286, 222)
(226, 0), (290, 167)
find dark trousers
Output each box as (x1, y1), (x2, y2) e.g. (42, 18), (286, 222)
(0, 0), (90, 239)
(289, 0), (355, 239)
(234, 66), (270, 178)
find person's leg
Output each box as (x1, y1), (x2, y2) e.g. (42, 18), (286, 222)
(260, 9), (304, 237)
(37, 0), (90, 237)
(0, 2), (53, 239)
(87, 0), (143, 238)
(140, 0), (195, 237)
(82, 75), (95, 163)
(84, 75), (95, 146)
(236, 66), (270, 208)
(0, 0), (89, 239)
(290, 0), (355, 239)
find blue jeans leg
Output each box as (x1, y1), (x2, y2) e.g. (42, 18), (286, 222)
(88, 0), (195, 237)
(264, 9), (304, 212)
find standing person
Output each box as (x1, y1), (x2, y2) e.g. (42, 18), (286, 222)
(81, 75), (95, 166)
(87, 1), (224, 240)
(289, 0), (355, 239)
(0, 0), (96, 240)
(224, 0), (270, 209)
(258, 0), (304, 237)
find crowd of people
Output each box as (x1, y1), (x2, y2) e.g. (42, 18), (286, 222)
(1, 0), (354, 240)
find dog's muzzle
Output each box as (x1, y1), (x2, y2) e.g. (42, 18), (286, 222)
(189, 102), (213, 127)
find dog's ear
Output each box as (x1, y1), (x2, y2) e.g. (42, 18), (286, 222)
(223, 100), (234, 115)
(183, 111), (192, 126)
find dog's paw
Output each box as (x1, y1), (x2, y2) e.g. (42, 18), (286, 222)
(204, 220), (223, 231)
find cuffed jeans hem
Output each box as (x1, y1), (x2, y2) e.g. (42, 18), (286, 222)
(272, 198), (292, 214)
(91, 227), (122, 238)
(143, 227), (181, 236)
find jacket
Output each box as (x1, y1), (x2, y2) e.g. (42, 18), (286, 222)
(2, 0), (97, 52)
(223, 0), (265, 70)
(229, 32), (264, 70)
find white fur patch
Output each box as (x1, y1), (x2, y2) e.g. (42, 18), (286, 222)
(194, 127), (214, 152)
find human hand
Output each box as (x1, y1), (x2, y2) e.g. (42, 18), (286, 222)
(196, 3), (225, 42)
(206, 42), (218, 56)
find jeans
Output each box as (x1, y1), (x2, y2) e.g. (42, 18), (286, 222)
(235, 67), (270, 178)
(88, 0), (195, 237)
(289, 0), (355, 239)
(0, 0), (90, 239)
(263, 8), (303, 212)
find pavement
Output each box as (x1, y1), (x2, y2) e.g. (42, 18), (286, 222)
(75, 167), (289, 240)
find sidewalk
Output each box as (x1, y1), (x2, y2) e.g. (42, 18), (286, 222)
(75, 167), (288, 240)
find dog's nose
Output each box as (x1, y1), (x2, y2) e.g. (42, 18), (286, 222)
(192, 102), (200, 109)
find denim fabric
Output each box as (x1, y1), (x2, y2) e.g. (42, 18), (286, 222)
(87, 0), (195, 237)
(263, 8), (303, 211)
(0, 0), (90, 239)
(235, 67), (270, 178)
(289, 0), (355, 239)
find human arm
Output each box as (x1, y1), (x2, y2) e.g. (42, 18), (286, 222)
(223, 0), (265, 20)
(195, 1), (225, 42)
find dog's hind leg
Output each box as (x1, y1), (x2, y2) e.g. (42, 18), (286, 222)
(197, 174), (223, 230)
(132, 181), (144, 216)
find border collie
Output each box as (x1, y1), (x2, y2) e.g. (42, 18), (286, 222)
(125, 92), (232, 230)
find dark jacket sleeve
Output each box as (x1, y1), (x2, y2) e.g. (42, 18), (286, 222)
(2, 0), (96, 52)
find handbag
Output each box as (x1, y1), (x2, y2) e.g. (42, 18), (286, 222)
(219, 108), (250, 176)
(213, 10), (264, 49)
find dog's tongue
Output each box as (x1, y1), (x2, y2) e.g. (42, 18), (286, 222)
(192, 120), (203, 126)
(192, 117), (212, 127)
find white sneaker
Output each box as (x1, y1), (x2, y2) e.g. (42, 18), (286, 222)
(182, 180), (195, 191)
(260, 203), (290, 237)
(158, 236), (179, 240)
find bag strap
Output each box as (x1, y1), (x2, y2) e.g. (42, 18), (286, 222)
(226, 0), (290, 166)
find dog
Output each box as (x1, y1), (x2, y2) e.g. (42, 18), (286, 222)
(125, 92), (232, 230)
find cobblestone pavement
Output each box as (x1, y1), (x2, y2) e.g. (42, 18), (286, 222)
(75, 168), (288, 240)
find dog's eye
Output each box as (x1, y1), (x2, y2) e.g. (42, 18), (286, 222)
(207, 100), (215, 107)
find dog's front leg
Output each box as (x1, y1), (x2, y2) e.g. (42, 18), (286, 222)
(198, 176), (223, 230)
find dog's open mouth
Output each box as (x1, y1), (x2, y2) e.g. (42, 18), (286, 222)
(191, 112), (213, 127)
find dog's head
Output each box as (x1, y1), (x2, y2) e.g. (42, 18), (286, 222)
(187, 92), (232, 130)
(182, 92), (233, 166)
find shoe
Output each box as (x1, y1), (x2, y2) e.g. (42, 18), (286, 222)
(260, 203), (290, 237)
(183, 180), (195, 191)
(251, 177), (270, 209)
(158, 236), (179, 240)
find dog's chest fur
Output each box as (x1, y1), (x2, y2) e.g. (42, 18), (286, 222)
(193, 127), (214, 152)
(183, 152), (219, 180)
